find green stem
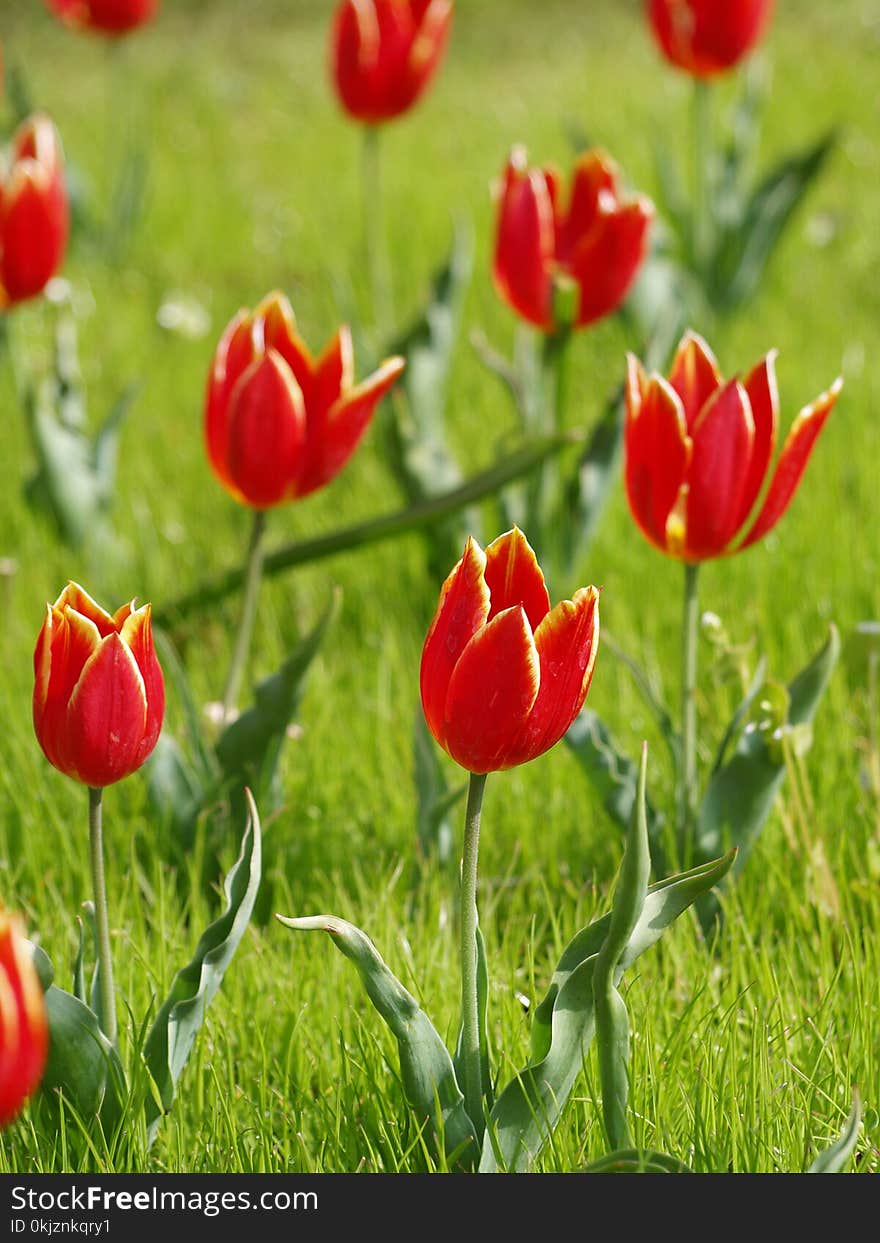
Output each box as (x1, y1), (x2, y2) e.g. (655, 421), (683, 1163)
(362, 124), (392, 339)
(541, 327), (573, 432)
(679, 562), (700, 862)
(693, 79), (714, 290)
(221, 508), (268, 720)
(459, 771), (488, 1129)
(88, 787), (117, 1047)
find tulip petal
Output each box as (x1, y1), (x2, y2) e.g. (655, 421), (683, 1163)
(33, 606), (103, 774)
(296, 354), (404, 497)
(566, 194), (653, 328)
(54, 581), (117, 635)
(684, 379), (755, 559)
(226, 352), (308, 508)
(493, 151), (555, 330)
(557, 151), (617, 261)
(258, 291), (315, 399)
(736, 350), (779, 528)
(505, 586), (600, 767)
(738, 378), (842, 551)
(483, 527), (550, 630)
(624, 358), (691, 552)
(0, 162), (69, 305)
(119, 604), (165, 767)
(443, 606), (540, 773)
(312, 326), (354, 420)
(205, 310), (257, 494)
(0, 919), (47, 1124)
(65, 632), (148, 787)
(420, 537), (490, 747)
(667, 330), (723, 431)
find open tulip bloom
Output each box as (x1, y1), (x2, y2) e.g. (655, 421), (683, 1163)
(0, 115), (69, 310)
(0, 910), (48, 1129)
(45, 0), (159, 36)
(647, 0), (775, 79)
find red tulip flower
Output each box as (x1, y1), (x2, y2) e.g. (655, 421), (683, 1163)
(421, 528), (600, 774)
(0, 910), (48, 1128)
(33, 583), (165, 789)
(330, 0), (453, 124)
(1, 115), (69, 310)
(647, 0), (774, 78)
(625, 331), (842, 563)
(45, 0), (158, 36)
(493, 147), (653, 334)
(206, 292), (405, 510)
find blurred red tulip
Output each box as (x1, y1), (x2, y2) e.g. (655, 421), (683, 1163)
(330, 0), (453, 123)
(421, 528), (600, 773)
(45, 0), (158, 36)
(0, 910), (48, 1128)
(206, 291), (405, 510)
(0, 115), (69, 310)
(624, 331), (842, 562)
(33, 583), (165, 789)
(493, 147), (653, 333)
(647, 0), (774, 78)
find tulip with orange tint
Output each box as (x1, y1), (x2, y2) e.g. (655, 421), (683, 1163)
(493, 147), (653, 334)
(624, 331), (842, 563)
(647, 0), (774, 78)
(0, 910), (48, 1128)
(205, 292), (405, 510)
(421, 528), (599, 774)
(45, 0), (158, 36)
(1, 115), (69, 310)
(33, 583), (165, 789)
(330, 0), (453, 124)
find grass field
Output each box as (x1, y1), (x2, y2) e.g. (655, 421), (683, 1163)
(1, 0), (879, 1173)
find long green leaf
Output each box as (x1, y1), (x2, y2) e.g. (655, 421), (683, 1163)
(807, 1094), (862, 1173)
(276, 913), (479, 1170)
(142, 791), (262, 1143)
(565, 709), (666, 845)
(583, 1148), (692, 1173)
(39, 986), (126, 1129)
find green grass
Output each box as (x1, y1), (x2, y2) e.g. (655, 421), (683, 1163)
(1, 0), (879, 1173)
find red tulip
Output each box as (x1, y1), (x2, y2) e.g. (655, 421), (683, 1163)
(206, 291), (405, 510)
(0, 910), (48, 1128)
(493, 147), (653, 333)
(647, 0), (774, 78)
(45, 0), (158, 36)
(0, 115), (69, 310)
(421, 528), (600, 774)
(330, 0), (453, 124)
(624, 331), (842, 563)
(33, 583), (165, 789)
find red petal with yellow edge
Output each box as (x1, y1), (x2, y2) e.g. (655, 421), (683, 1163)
(483, 527), (550, 630)
(53, 582), (117, 635)
(506, 586), (599, 767)
(736, 350), (779, 529)
(420, 537), (490, 747)
(685, 379), (755, 560)
(296, 355), (404, 497)
(258, 291), (314, 399)
(443, 607), (540, 773)
(226, 352), (308, 508)
(205, 311), (256, 493)
(33, 607), (103, 774)
(667, 331), (722, 431)
(567, 196), (652, 328)
(311, 326), (354, 421)
(65, 633), (148, 787)
(738, 378), (841, 552)
(557, 151), (617, 262)
(493, 153), (555, 330)
(624, 362), (691, 552)
(119, 604), (165, 766)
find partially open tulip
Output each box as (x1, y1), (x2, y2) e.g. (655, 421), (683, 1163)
(421, 528), (599, 774)
(0, 910), (48, 1128)
(625, 331), (842, 562)
(647, 0), (774, 78)
(206, 292), (405, 510)
(1, 115), (69, 310)
(493, 147), (653, 334)
(33, 583), (165, 789)
(45, 0), (158, 36)
(330, 0), (453, 124)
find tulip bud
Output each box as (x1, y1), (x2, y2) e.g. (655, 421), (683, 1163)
(330, 0), (453, 124)
(45, 0), (158, 36)
(33, 582), (165, 789)
(0, 115), (69, 310)
(0, 911), (48, 1128)
(647, 0), (774, 78)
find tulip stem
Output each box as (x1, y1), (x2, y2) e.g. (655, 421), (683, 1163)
(542, 327), (573, 431)
(679, 562), (700, 861)
(459, 771), (488, 1131)
(363, 124), (393, 340)
(693, 79), (714, 290)
(221, 508), (268, 721)
(88, 786), (117, 1048)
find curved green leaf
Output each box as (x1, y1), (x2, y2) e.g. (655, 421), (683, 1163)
(39, 986), (126, 1128)
(565, 709), (666, 845)
(583, 1148), (692, 1173)
(807, 1094), (862, 1173)
(276, 912), (479, 1170)
(142, 791), (262, 1143)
